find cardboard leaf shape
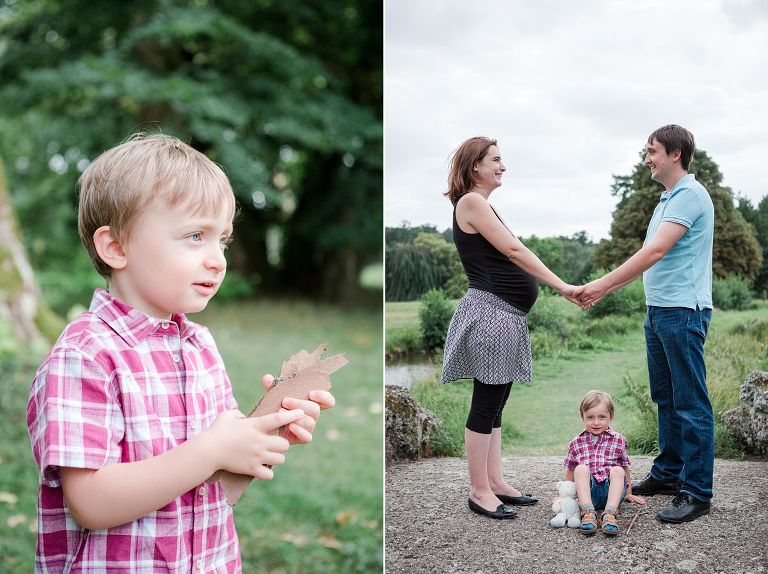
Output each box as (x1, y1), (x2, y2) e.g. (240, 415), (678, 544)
(206, 343), (348, 505)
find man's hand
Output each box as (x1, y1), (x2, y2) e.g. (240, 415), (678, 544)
(574, 279), (608, 308)
(262, 374), (336, 445)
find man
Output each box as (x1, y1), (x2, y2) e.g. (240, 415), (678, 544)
(575, 124), (714, 523)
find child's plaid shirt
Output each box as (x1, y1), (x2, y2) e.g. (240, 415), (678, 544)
(27, 289), (242, 573)
(563, 428), (631, 482)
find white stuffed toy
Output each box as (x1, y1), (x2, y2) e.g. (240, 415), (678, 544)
(550, 480), (581, 528)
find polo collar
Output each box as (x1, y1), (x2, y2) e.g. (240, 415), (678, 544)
(660, 173), (695, 201)
(89, 288), (199, 347)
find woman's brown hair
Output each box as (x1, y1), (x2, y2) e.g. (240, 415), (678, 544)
(444, 136), (497, 204)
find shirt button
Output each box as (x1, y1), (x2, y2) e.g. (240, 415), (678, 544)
(196, 558), (204, 570)
(161, 321), (169, 329)
(172, 354), (181, 363)
(199, 486), (207, 496)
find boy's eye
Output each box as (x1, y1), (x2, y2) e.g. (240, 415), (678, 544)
(190, 232), (203, 242)
(220, 236), (234, 250)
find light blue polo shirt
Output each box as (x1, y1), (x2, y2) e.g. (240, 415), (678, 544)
(642, 174), (714, 309)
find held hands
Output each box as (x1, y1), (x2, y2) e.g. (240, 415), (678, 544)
(262, 374), (336, 445)
(572, 279), (608, 309)
(205, 408), (305, 480)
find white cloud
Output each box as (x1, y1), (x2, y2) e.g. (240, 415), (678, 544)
(385, 0), (768, 239)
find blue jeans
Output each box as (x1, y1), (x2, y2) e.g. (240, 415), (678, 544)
(644, 306), (714, 501)
(590, 475), (627, 510)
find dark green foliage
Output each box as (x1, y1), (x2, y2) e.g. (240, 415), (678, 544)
(0, 0), (382, 306)
(737, 195), (768, 297)
(385, 224), (440, 247)
(712, 275), (754, 311)
(596, 150), (762, 282)
(385, 242), (439, 301)
(585, 271), (646, 318)
(385, 226), (466, 301)
(521, 232), (596, 286)
(418, 289), (452, 351)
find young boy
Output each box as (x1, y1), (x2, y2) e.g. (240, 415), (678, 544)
(563, 390), (645, 536)
(26, 134), (335, 572)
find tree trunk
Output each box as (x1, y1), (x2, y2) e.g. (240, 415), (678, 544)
(0, 157), (44, 343)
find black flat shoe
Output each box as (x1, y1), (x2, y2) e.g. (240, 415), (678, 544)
(632, 473), (682, 496)
(656, 492), (711, 523)
(494, 493), (538, 506)
(467, 498), (518, 519)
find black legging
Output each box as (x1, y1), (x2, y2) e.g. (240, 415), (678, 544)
(465, 379), (512, 434)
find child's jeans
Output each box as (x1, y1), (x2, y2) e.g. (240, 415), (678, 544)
(591, 475), (627, 510)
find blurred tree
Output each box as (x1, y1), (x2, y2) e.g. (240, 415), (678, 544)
(0, 153), (62, 346)
(0, 0), (382, 307)
(737, 195), (768, 297)
(595, 150), (762, 282)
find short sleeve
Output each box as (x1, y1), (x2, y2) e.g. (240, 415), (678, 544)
(563, 439), (579, 469)
(618, 435), (631, 468)
(27, 346), (125, 487)
(661, 187), (703, 229)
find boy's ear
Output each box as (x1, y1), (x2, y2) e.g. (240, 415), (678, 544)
(93, 226), (127, 271)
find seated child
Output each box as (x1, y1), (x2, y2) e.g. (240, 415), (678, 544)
(563, 390), (645, 536)
(26, 134), (335, 572)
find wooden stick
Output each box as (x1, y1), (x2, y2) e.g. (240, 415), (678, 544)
(625, 508), (642, 534)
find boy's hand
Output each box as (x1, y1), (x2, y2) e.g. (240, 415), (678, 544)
(624, 493), (647, 505)
(205, 408), (305, 479)
(262, 374), (336, 445)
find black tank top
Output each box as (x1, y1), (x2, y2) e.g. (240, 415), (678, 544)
(452, 205), (539, 313)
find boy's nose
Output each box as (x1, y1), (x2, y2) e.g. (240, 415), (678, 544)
(205, 246), (227, 272)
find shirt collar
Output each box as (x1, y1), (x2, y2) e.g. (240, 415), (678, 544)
(577, 427), (618, 439)
(89, 288), (200, 347)
(660, 173), (695, 201)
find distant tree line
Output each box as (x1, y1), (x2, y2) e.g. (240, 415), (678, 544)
(387, 148), (767, 301)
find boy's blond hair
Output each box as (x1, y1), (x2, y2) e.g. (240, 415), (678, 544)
(579, 390), (615, 418)
(78, 133), (236, 278)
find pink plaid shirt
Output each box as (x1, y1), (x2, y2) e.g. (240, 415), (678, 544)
(27, 289), (241, 573)
(563, 428), (631, 483)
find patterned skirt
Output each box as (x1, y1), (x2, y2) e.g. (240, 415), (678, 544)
(441, 288), (532, 385)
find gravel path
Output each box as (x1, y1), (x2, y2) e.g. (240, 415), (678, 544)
(385, 456), (768, 574)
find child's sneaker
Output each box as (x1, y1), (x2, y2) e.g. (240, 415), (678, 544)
(601, 511), (620, 536)
(579, 510), (598, 535)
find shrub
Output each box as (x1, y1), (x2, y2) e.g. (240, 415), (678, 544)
(527, 293), (571, 338)
(419, 289), (453, 351)
(712, 275), (754, 310)
(385, 324), (423, 360)
(585, 272), (646, 318)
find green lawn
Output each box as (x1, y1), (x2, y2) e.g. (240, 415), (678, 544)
(0, 299), (383, 573)
(405, 301), (768, 458)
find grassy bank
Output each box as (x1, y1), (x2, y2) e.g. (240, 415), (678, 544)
(0, 299), (382, 573)
(406, 300), (768, 459)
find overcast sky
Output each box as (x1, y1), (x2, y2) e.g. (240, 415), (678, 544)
(384, 0), (768, 240)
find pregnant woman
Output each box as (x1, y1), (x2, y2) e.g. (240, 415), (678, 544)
(441, 136), (577, 519)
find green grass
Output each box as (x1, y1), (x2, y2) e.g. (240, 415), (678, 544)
(0, 299), (383, 574)
(406, 301), (768, 460)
